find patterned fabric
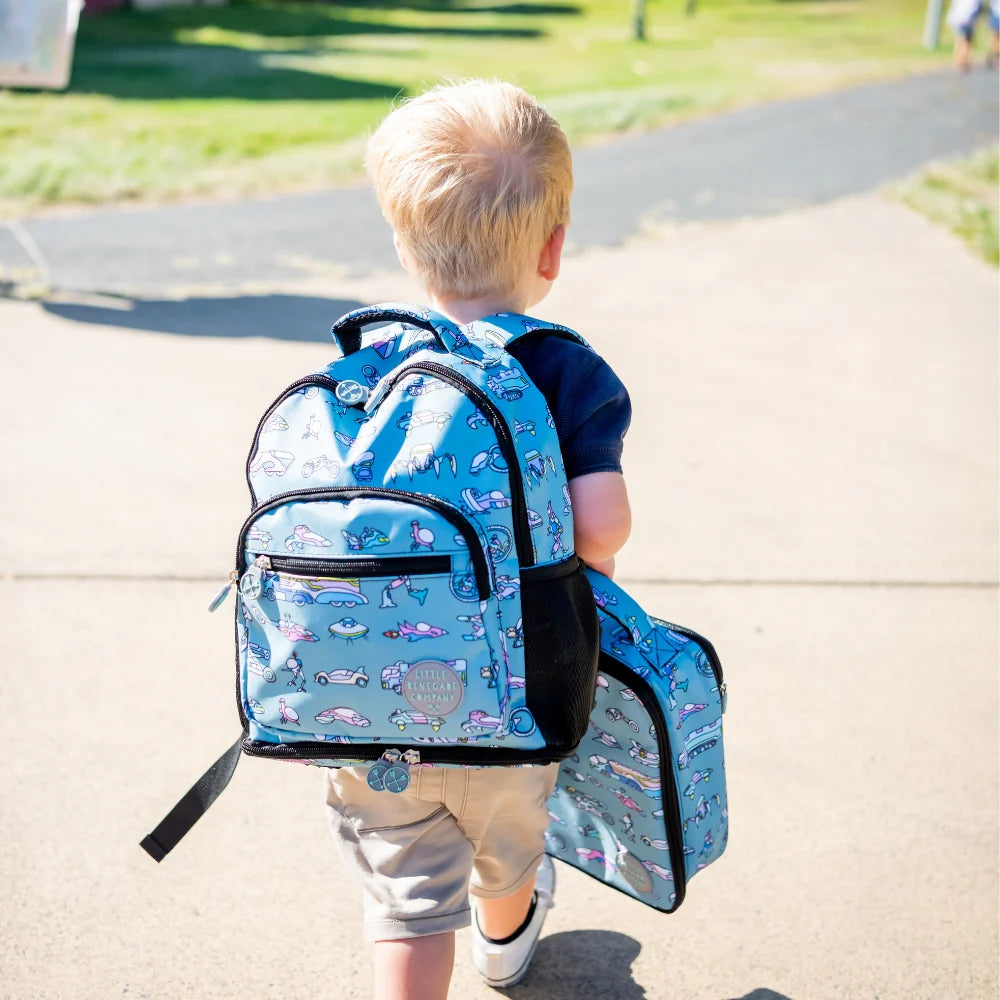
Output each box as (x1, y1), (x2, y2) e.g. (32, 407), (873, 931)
(237, 303), (596, 764)
(545, 571), (729, 912)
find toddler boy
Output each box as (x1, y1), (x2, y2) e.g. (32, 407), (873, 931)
(325, 79), (632, 1000)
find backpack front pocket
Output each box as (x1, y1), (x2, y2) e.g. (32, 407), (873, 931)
(236, 489), (519, 749)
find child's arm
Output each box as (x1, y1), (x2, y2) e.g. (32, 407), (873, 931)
(569, 471), (631, 579)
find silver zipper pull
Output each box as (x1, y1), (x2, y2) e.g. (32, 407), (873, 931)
(255, 555), (272, 570)
(207, 570), (239, 613)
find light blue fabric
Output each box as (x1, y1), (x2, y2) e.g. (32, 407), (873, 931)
(545, 571), (729, 912)
(239, 304), (589, 759)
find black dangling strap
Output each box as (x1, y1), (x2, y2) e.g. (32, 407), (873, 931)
(140, 734), (244, 863)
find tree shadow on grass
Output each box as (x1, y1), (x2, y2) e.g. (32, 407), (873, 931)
(352, 0), (582, 13)
(41, 292), (364, 343)
(72, 2), (551, 100)
(77, 2), (549, 42)
(71, 44), (403, 101)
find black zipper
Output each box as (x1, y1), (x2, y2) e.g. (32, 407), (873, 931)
(260, 554), (451, 579)
(237, 486), (491, 600)
(651, 619), (725, 693)
(246, 374), (341, 508)
(601, 602), (724, 696)
(595, 652), (688, 912)
(377, 362), (535, 568)
(240, 736), (572, 767)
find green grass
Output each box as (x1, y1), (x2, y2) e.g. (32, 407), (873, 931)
(894, 145), (1000, 266)
(0, 0), (952, 214)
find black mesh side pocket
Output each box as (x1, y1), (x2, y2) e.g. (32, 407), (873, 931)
(520, 556), (600, 759)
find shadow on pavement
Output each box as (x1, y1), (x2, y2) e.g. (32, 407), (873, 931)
(726, 991), (797, 1000)
(42, 293), (364, 342)
(513, 930), (647, 998)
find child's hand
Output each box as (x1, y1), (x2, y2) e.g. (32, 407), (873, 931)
(583, 556), (616, 578)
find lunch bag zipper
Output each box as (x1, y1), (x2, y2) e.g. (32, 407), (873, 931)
(596, 654), (688, 911)
(651, 620), (726, 709)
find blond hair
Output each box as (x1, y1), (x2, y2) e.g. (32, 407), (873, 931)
(366, 80), (572, 299)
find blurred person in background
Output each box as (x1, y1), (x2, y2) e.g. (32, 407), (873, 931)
(946, 0), (1000, 69)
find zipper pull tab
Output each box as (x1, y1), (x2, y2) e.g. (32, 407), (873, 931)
(207, 571), (239, 613)
(239, 555), (270, 602)
(366, 749), (400, 792)
(383, 750), (420, 793)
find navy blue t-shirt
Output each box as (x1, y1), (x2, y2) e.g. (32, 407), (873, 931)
(508, 334), (631, 480)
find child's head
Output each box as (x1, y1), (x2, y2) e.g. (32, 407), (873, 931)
(366, 79), (572, 302)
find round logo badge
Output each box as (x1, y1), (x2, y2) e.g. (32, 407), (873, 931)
(335, 379), (368, 405)
(240, 570), (262, 601)
(616, 850), (655, 895)
(401, 660), (465, 717)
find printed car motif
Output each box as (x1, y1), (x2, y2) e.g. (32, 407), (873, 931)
(249, 449), (294, 476)
(264, 574), (368, 607)
(313, 667), (369, 687)
(397, 410), (451, 435)
(314, 706), (371, 726)
(486, 367), (528, 401)
(389, 709), (445, 731)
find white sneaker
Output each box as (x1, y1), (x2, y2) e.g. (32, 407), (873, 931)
(471, 854), (556, 989)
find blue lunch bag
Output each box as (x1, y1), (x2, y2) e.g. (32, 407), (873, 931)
(544, 570), (728, 912)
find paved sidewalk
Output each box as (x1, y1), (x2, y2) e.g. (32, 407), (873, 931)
(1, 193), (997, 1000)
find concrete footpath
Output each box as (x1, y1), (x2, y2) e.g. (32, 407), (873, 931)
(1, 192), (997, 1000)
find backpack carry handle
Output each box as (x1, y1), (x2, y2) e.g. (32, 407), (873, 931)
(331, 302), (464, 357)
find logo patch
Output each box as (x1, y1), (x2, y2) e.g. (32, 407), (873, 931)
(616, 850), (655, 895)
(401, 660), (465, 716)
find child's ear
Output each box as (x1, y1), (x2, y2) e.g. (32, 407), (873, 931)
(538, 225), (566, 282)
(393, 232), (414, 275)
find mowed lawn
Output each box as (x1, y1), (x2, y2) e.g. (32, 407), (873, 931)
(0, 0), (953, 213)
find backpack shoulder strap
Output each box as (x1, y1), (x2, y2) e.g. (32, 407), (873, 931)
(465, 313), (594, 354)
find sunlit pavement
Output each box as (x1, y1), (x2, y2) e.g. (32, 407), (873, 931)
(2, 190), (996, 998)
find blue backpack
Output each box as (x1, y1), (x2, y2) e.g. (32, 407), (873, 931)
(545, 571), (728, 911)
(141, 303), (601, 861)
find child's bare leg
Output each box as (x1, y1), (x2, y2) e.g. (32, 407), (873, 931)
(955, 32), (973, 70)
(373, 932), (455, 1000)
(475, 878), (536, 939)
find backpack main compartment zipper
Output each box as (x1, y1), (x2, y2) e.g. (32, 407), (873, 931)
(377, 361), (535, 568)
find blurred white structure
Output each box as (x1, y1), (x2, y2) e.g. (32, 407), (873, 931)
(0, 0), (84, 89)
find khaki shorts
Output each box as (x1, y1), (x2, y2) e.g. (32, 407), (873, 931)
(325, 762), (558, 941)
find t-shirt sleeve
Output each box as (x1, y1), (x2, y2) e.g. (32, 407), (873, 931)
(555, 353), (632, 480)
